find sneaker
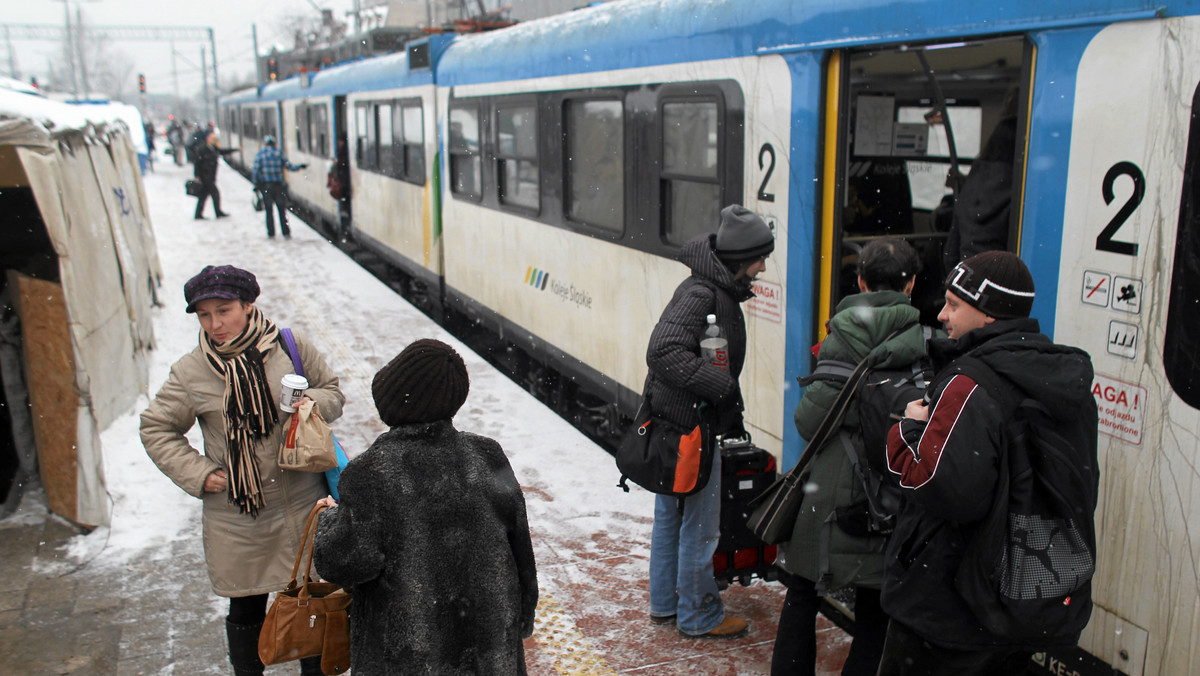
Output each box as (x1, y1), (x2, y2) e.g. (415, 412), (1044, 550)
(194, 215), (206, 220)
(215, 211), (230, 218)
(679, 616), (748, 639)
(649, 614), (676, 626)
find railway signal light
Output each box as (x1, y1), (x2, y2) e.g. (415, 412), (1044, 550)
(268, 58), (278, 81)
(138, 73), (146, 93)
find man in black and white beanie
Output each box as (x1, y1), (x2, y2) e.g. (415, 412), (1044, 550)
(944, 250), (1036, 324)
(876, 248), (1099, 674)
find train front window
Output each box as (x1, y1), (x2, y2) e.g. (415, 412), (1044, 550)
(449, 105), (482, 200)
(496, 104), (539, 210)
(834, 37), (1028, 325)
(565, 98), (624, 232)
(662, 100), (719, 245)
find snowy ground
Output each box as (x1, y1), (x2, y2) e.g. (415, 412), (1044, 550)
(2, 153), (814, 674)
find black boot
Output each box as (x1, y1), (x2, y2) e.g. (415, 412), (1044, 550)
(225, 618), (265, 676)
(299, 655), (323, 675)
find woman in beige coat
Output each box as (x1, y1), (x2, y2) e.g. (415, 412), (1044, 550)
(140, 265), (344, 676)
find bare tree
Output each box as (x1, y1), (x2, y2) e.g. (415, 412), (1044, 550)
(42, 11), (137, 101)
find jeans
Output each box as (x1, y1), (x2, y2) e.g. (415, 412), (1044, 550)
(194, 181), (222, 217)
(649, 448), (723, 635)
(261, 182), (290, 237)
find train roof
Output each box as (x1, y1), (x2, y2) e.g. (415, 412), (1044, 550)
(220, 35), (455, 106)
(437, 0), (1200, 85)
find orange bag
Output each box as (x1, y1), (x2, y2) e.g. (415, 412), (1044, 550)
(258, 504), (352, 674)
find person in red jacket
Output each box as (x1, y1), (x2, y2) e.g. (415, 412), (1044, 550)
(879, 251), (1098, 675)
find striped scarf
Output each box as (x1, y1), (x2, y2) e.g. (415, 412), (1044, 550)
(200, 306), (280, 517)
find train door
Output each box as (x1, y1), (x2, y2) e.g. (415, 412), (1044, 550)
(822, 37), (1031, 329)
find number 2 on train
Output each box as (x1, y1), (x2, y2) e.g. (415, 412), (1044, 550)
(1096, 161), (1144, 256)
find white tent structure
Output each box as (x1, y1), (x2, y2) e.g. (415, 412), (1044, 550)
(0, 88), (161, 528)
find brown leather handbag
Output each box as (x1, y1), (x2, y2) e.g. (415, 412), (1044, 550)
(258, 504), (352, 674)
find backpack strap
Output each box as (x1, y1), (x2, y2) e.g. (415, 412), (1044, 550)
(279, 328), (305, 377)
(796, 359), (856, 388)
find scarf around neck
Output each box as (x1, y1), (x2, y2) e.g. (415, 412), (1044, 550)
(200, 306), (280, 517)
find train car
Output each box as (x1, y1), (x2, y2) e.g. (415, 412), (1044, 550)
(218, 0), (1200, 670)
(429, 1), (1200, 674)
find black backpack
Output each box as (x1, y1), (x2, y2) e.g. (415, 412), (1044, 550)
(947, 355), (1098, 642)
(800, 327), (933, 538)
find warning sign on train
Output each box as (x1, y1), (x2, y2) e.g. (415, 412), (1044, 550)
(1081, 270), (1111, 308)
(747, 280), (783, 324)
(1111, 275), (1142, 314)
(1092, 373), (1146, 445)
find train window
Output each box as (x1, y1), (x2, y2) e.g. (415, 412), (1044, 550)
(450, 105), (482, 200)
(365, 104), (380, 169)
(243, 109), (255, 140)
(1164, 80), (1200, 409)
(312, 104), (329, 158)
(264, 109), (278, 144)
(295, 104), (307, 153)
(377, 102), (395, 175)
(565, 98), (623, 232)
(496, 104), (539, 210)
(400, 103), (424, 183)
(355, 103), (368, 166)
(662, 100), (720, 245)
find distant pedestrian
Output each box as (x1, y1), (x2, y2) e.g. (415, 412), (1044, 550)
(192, 132), (237, 220)
(878, 251), (1098, 675)
(167, 119), (185, 166)
(644, 204), (774, 639)
(312, 339), (538, 674)
(140, 265), (345, 676)
(143, 121), (156, 172)
(252, 136), (307, 238)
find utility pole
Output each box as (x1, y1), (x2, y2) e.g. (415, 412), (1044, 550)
(59, 0), (79, 98)
(171, 40), (179, 100)
(252, 24), (261, 84)
(200, 46), (210, 123)
(76, 6), (89, 97)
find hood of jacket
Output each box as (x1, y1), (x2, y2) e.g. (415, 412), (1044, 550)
(930, 318), (1094, 419)
(678, 234), (755, 303)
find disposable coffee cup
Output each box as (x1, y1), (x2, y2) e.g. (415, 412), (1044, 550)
(280, 374), (309, 412)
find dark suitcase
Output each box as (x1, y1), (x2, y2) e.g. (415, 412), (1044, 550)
(713, 437), (778, 587)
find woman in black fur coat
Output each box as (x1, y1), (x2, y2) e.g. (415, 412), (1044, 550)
(313, 339), (538, 675)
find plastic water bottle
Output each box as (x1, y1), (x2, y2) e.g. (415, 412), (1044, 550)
(700, 314), (729, 371)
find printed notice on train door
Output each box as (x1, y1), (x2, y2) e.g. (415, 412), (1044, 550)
(1092, 373), (1146, 445)
(748, 280), (783, 323)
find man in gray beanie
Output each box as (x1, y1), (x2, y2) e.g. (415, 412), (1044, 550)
(877, 250), (1099, 674)
(640, 203), (773, 639)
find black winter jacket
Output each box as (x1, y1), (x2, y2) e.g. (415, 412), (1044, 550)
(644, 233), (753, 433)
(313, 421), (538, 675)
(881, 318), (1098, 650)
(192, 144), (236, 185)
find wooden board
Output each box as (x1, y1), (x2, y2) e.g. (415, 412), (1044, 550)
(9, 271), (78, 521)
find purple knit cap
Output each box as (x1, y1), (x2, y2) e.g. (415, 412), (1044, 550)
(184, 265), (260, 313)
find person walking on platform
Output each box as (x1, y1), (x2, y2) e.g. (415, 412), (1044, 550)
(312, 339), (537, 674)
(252, 136), (307, 239)
(771, 239), (931, 675)
(140, 265), (345, 676)
(879, 251), (1098, 675)
(193, 131), (237, 220)
(644, 204), (774, 639)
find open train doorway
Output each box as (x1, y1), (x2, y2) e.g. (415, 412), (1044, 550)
(824, 36), (1031, 328)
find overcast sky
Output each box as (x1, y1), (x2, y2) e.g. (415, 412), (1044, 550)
(7, 0), (360, 96)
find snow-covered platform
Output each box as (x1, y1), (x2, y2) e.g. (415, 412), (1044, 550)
(0, 158), (855, 674)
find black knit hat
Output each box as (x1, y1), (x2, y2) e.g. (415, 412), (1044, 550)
(184, 265), (260, 313)
(715, 205), (774, 262)
(373, 339), (470, 425)
(945, 251), (1035, 320)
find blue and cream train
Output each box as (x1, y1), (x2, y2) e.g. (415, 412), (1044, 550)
(219, 1), (1200, 672)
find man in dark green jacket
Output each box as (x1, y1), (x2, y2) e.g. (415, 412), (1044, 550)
(772, 238), (933, 676)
